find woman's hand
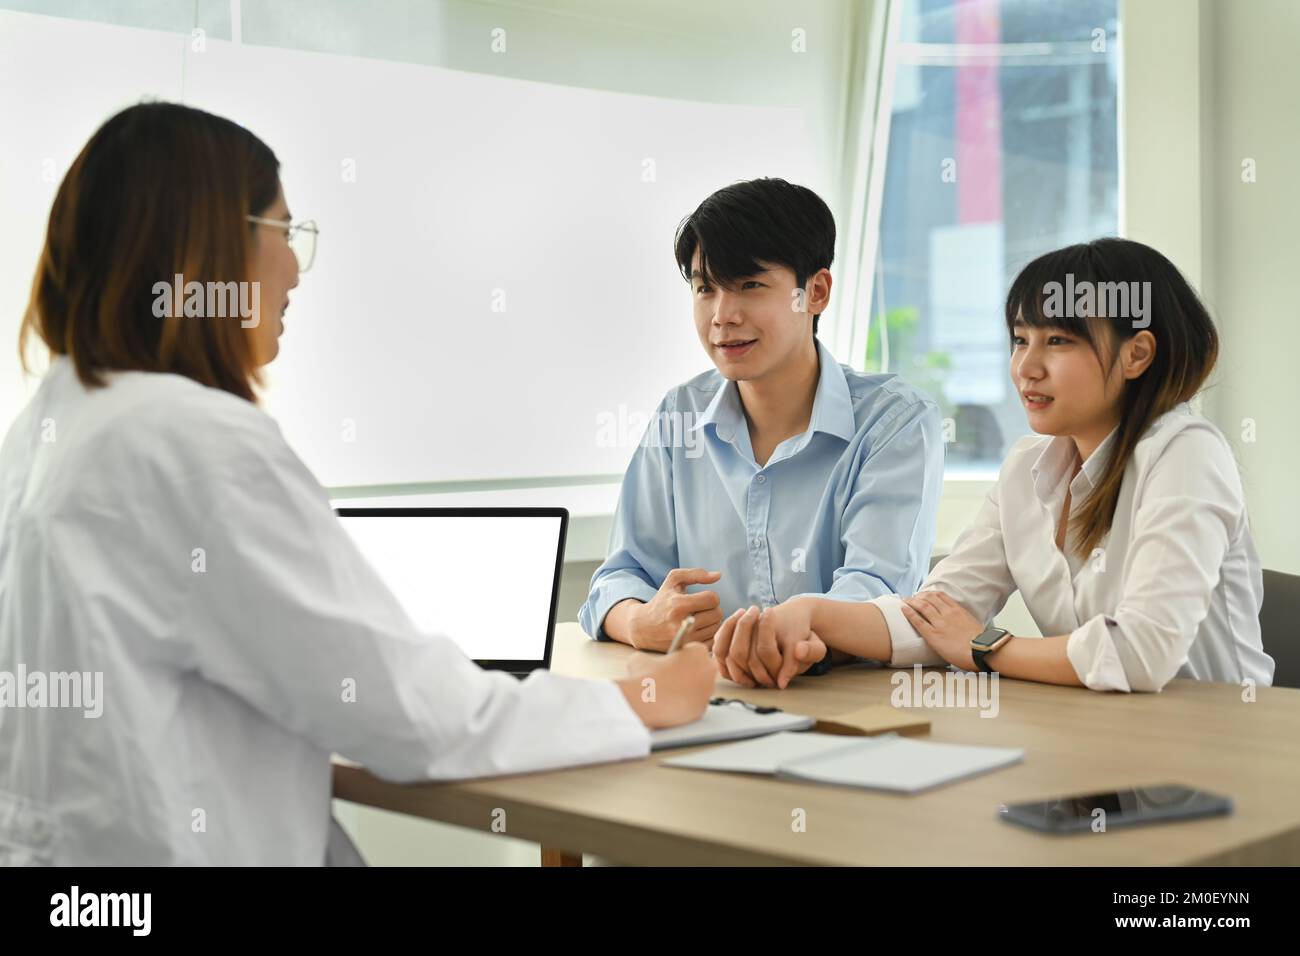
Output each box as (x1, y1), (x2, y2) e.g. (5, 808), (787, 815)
(616, 643), (716, 729)
(900, 591), (983, 671)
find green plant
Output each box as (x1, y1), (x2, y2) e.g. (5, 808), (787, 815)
(863, 306), (954, 419)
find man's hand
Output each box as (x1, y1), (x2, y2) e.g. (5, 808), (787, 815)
(619, 568), (723, 652)
(712, 599), (827, 689)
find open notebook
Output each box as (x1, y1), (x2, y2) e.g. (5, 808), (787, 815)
(662, 731), (1024, 794)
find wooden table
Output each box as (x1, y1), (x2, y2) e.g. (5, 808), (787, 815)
(333, 623), (1300, 865)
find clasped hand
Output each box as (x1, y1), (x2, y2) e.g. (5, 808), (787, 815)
(710, 599), (827, 689)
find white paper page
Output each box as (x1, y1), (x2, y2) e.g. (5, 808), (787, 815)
(780, 736), (1024, 794)
(661, 731), (862, 774)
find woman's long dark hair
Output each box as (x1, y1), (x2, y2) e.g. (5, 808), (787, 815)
(1005, 238), (1219, 559)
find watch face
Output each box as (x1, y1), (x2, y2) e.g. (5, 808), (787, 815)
(972, 627), (1009, 649)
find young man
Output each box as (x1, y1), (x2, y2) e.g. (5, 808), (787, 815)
(579, 178), (944, 685)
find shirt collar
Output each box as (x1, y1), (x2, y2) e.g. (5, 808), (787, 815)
(692, 374), (745, 442)
(1028, 425), (1119, 503)
(807, 339), (857, 443)
(1073, 426), (1118, 496)
(691, 339), (856, 445)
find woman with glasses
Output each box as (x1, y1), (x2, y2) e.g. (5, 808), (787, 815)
(0, 102), (715, 865)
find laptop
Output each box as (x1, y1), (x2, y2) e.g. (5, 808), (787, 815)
(334, 507), (568, 678)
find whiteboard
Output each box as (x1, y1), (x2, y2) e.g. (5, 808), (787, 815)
(1, 11), (825, 487)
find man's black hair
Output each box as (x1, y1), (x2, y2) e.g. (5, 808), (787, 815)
(673, 177), (835, 335)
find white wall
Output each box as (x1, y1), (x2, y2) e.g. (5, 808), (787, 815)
(1122, 0), (1300, 575)
(1201, 0), (1300, 575)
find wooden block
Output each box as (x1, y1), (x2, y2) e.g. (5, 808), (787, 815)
(813, 704), (930, 737)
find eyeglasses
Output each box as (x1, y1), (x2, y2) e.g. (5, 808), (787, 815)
(246, 215), (319, 272)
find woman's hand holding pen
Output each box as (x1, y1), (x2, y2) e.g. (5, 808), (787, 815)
(619, 642), (716, 728)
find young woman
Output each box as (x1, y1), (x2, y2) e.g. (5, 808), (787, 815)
(714, 238), (1275, 693)
(0, 102), (714, 866)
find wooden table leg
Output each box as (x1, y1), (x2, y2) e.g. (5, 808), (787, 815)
(541, 847), (583, 867)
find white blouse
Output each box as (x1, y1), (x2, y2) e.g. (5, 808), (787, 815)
(0, 358), (649, 865)
(873, 405), (1275, 692)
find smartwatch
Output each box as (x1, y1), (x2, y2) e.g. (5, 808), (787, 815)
(970, 625), (1012, 674)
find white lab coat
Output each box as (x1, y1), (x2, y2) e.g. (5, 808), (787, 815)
(0, 358), (649, 865)
(874, 405), (1275, 692)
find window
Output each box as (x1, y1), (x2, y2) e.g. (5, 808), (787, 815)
(865, 0), (1120, 475)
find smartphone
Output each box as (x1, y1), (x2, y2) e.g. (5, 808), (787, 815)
(998, 785), (1232, 833)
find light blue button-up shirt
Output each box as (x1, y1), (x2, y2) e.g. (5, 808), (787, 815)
(579, 340), (945, 640)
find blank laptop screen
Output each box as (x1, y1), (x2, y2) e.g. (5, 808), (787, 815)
(336, 511), (563, 666)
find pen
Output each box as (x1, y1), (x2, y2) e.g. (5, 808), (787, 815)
(667, 615), (696, 655)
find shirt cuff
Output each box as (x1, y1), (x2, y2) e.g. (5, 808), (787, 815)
(790, 591), (872, 604)
(872, 594), (946, 667)
(582, 577), (660, 641)
(1066, 616), (1132, 692)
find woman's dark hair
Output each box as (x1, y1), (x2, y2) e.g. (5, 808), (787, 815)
(20, 101), (281, 402)
(673, 177), (835, 335)
(1005, 237), (1219, 559)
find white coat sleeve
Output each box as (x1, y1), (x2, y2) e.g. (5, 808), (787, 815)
(176, 429), (650, 783)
